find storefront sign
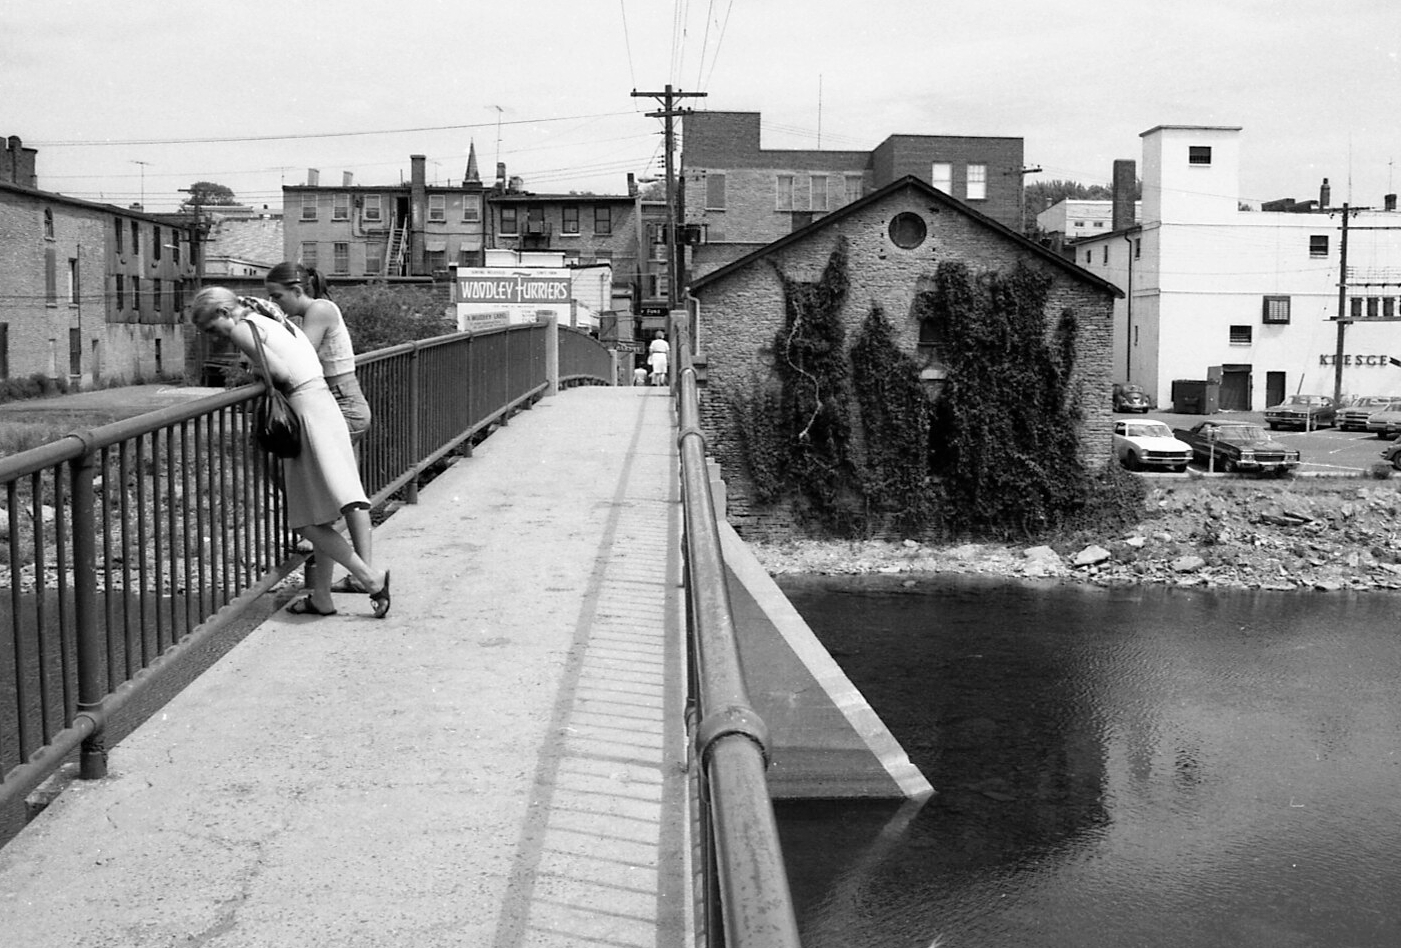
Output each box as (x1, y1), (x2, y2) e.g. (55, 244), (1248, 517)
(455, 268), (569, 305)
(1318, 354), (1391, 366)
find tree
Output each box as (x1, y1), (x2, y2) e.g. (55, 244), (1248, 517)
(180, 181), (237, 210)
(334, 284), (456, 353)
(1022, 178), (1142, 234)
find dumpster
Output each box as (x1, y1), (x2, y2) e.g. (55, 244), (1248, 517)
(1171, 379), (1219, 415)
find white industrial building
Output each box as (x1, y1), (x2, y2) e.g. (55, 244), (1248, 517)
(1073, 125), (1401, 411)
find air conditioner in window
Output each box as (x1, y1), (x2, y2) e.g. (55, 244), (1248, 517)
(525, 221), (549, 235)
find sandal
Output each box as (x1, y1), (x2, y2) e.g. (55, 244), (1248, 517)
(287, 597), (337, 617)
(330, 575), (367, 594)
(370, 571), (391, 619)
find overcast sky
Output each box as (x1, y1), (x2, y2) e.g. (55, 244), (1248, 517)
(3, 0), (1399, 213)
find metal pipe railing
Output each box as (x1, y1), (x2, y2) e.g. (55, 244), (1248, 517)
(673, 318), (802, 948)
(1, 323), (612, 817)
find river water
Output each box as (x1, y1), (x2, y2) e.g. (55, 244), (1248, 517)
(774, 574), (1401, 948)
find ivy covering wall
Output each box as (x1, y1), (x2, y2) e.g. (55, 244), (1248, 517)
(729, 242), (1141, 540)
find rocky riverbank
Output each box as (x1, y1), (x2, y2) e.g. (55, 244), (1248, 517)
(748, 476), (1401, 592)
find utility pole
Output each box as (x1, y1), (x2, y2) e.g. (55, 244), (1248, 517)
(632, 85), (706, 309)
(1333, 203), (1355, 405)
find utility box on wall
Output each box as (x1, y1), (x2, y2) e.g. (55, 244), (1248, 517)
(1171, 379), (1220, 415)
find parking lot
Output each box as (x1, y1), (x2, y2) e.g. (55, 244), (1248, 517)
(1117, 409), (1392, 477)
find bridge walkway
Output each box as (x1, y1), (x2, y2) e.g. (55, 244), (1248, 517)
(0, 386), (691, 948)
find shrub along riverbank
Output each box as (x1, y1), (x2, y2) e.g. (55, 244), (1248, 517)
(749, 476), (1401, 592)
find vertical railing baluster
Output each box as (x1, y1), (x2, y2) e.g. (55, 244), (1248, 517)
(71, 442), (105, 779)
(30, 470), (53, 743)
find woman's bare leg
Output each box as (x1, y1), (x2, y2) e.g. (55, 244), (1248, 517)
(300, 523), (384, 596)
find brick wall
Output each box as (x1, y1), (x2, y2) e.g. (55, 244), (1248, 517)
(693, 183), (1115, 540)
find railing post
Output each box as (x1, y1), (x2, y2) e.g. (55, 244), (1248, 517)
(545, 316), (560, 397)
(69, 438), (106, 779)
(407, 342), (421, 505)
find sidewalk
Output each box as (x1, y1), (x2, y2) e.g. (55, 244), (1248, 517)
(0, 386), (691, 947)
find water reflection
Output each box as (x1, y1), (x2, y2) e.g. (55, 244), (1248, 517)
(776, 575), (1401, 947)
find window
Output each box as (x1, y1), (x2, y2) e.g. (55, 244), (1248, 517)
(1262, 296), (1290, 324)
(811, 174), (829, 212)
(1368, 297), (1380, 319)
(931, 162), (952, 193)
(457, 247), (473, 266)
(1309, 235), (1329, 257)
(1102, 246), (1109, 264)
(1351, 297), (1364, 319)
(366, 241), (384, 275)
(363, 194), (382, 222)
(1074, 221), (1085, 228)
(300, 241), (318, 268)
(153, 225), (161, 260)
(67, 258), (79, 303)
(301, 194), (317, 220)
(500, 207), (518, 233)
(114, 218), (124, 254)
(45, 249), (56, 304)
(775, 174), (795, 211)
(966, 163), (987, 200)
(1093, 221), (1104, 228)
(562, 206), (580, 234)
(425, 249), (445, 272)
(1229, 325), (1252, 345)
(1085, 250), (1092, 264)
(0, 323), (8, 379)
(174, 279), (185, 314)
(594, 206), (611, 235)
(1386, 298), (1396, 320)
(131, 276), (141, 317)
(593, 250), (612, 264)
(1189, 146), (1212, 165)
(706, 173), (726, 210)
(333, 242), (350, 274)
(115, 274), (125, 310)
(43, 208), (54, 238)
(130, 220), (140, 255)
(888, 212), (927, 249)
(69, 328), (80, 376)
(428, 194), (446, 222)
(1134, 239), (1142, 259)
(153, 278), (162, 317)
(844, 175), (863, 205)
(333, 193), (350, 220)
(461, 197), (480, 222)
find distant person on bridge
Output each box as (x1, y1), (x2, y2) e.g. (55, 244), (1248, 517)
(648, 330), (670, 386)
(263, 262), (375, 595)
(632, 363), (648, 386)
(192, 287), (391, 619)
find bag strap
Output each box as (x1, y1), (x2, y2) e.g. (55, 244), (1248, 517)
(245, 316), (279, 394)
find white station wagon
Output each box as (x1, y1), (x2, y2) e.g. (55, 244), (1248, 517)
(1112, 418), (1193, 473)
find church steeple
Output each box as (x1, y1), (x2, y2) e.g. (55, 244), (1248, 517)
(463, 141), (481, 186)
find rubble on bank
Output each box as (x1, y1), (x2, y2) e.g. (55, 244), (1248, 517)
(748, 478), (1401, 592)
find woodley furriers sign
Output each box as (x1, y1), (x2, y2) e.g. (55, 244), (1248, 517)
(455, 268), (570, 305)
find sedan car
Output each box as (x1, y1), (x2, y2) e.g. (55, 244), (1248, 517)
(1173, 421), (1300, 475)
(1112, 382), (1151, 413)
(1336, 395), (1400, 431)
(1264, 394), (1337, 430)
(1366, 407), (1401, 440)
(1113, 419), (1192, 472)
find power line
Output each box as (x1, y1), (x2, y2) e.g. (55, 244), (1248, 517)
(30, 112), (637, 148)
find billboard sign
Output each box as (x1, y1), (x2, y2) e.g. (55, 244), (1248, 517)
(455, 267), (571, 331)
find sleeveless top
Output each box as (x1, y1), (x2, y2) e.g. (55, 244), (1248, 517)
(244, 312), (324, 391)
(311, 300), (357, 378)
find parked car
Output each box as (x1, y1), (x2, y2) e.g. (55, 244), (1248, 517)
(1173, 420), (1301, 475)
(1366, 406), (1401, 439)
(1112, 382), (1151, 413)
(1263, 394), (1337, 430)
(1381, 441), (1401, 470)
(1113, 419), (1192, 472)
(1336, 395), (1400, 431)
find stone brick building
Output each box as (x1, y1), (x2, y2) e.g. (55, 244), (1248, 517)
(688, 175), (1121, 538)
(681, 111), (1025, 282)
(0, 135), (197, 387)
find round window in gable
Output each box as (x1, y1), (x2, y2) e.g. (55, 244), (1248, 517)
(888, 212), (927, 250)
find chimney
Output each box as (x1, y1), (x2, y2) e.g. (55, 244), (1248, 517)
(496, 162), (506, 188)
(342, 171), (354, 187)
(627, 172), (637, 198)
(1111, 159), (1136, 232)
(1320, 177), (1331, 208)
(307, 168), (320, 187)
(2, 135), (38, 188)
(1386, 193), (1397, 212)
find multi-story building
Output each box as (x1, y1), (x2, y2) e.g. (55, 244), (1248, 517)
(1072, 125), (1401, 411)
(0, 135), (197, 386)
(1036, 198), (1141, 252)
(281, 148), (489, 282)
(680, 111), (1025, 279)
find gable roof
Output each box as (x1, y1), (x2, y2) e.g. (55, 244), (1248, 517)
(690, 174), (1123, 298)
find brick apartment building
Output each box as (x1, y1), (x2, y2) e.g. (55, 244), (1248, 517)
(0, 135), (198, 387)
(680, 111), (1026, 280)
